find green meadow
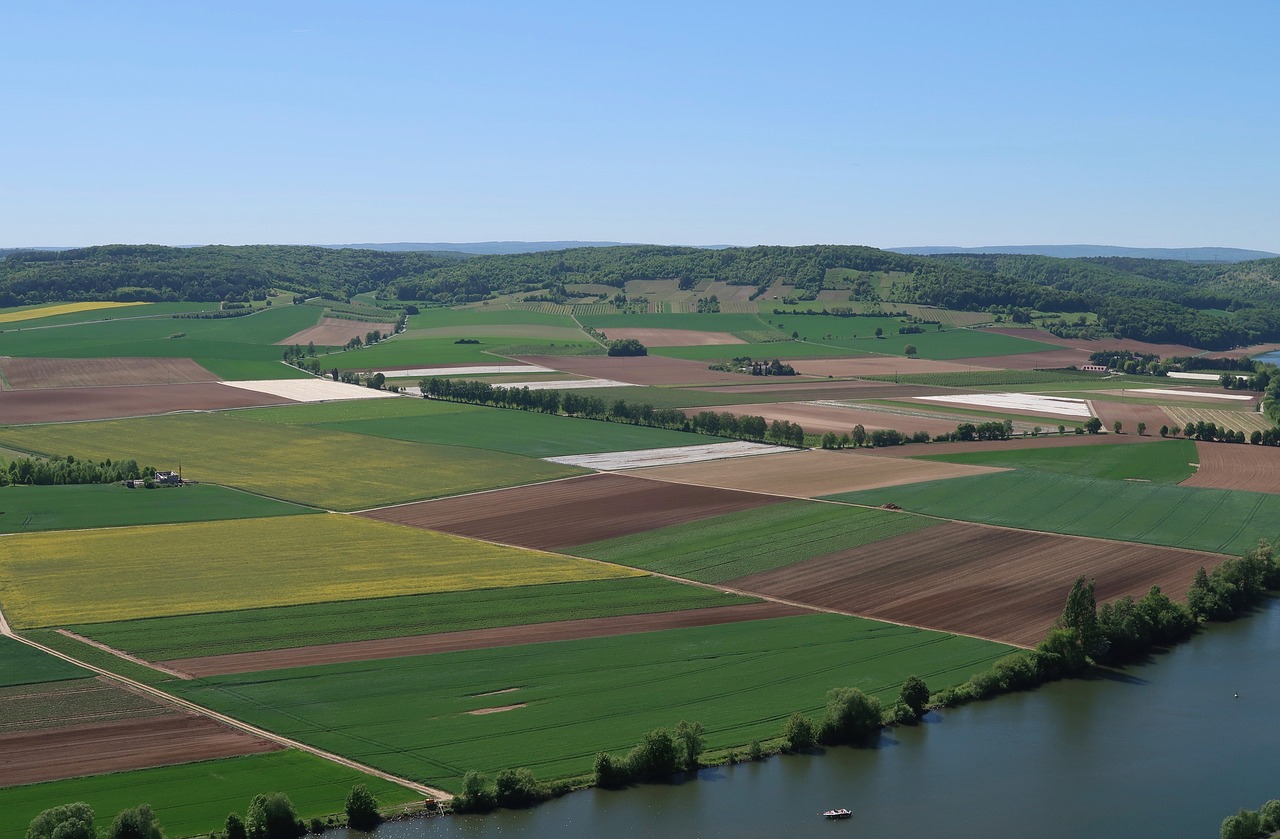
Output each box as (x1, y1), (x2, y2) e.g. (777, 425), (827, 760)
(920, 439), (1199, 484)
(0, 636), (90, 687)
(322, 336), (597, 369)
(171, 614), (1013, 791)
(70, 577), (755, 660)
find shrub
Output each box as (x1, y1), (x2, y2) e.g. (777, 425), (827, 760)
(594, 752), (628, 788)
(343, 784), (380, 830)
(454, 771), (496, 813)
(245, 793), (303, 839)
(898, 675), (930, 717)
(818, 687), (882, 745)
(107, 805), (162, 839)
(494, 768), (545, 808)
(782, 712), (817, 751)
(225, 813), (248, 839)
(26, 803), (96, 839)
(748, 740), (763, 761)
(626, 729), (679, 781)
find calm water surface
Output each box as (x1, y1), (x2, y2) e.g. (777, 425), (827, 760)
(1252, 349), (1280, 366)
(347, 600), (1280, 839)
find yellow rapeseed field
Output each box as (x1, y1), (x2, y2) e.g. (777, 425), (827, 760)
(0, 301), (146, 324)
(0, 413), (585, 511)
(0, 515), (640, 627)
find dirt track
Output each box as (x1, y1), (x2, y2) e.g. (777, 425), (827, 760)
(0, 357), (218, 390)
(624, 449), (1004, 498)
(1181, 441), (1280, 494)
(0, 382), (296, 424)
(162, 602), (807, 677)
(728, 521), (1217, 647)
(278, 317), (395, 347)
(359, 473), (785, 550)
(516, 355), (749, 385)
(0, 713), (282, 786)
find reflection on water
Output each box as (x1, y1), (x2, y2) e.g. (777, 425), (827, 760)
(343, 600), (1280, 838)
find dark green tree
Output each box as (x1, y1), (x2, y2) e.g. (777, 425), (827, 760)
(225, 814), (248, 839)
(344, 784), (380, 830)
(782, 712), (816, 751)
(107, 804), (163, 839)
(1058, 576), (1100, 656)
(493, 768), (544, 808)
(1084, 417), (1103, 433)
(625, 728), (679, 781)
(898, 675), (930, 718)
(673, 720), (706, 773)
(818, 687), (883, 745)
(244, 793), (303, 839)
(904, 343), (918, 357)
(26, 804), (95, 839)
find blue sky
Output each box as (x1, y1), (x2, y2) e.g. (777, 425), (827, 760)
(3, 1), (1277, 249)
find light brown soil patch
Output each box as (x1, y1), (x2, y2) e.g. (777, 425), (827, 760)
(1206, 343), (1280, 360)
(359, 473), (786, 550)
(0, 713), (282, 786)
(983, 328), (1203, 357)
(598, 328), (747, 347)
(683, 402), (962, 437)
(948, 349), (1092, 370)
(0, 357), (219, 390)
(1181, 441), (1280, 493)
(164, 602), (806, 676)
(857, 433), (1157, 459)
(1107, 388), (1259, 406)
(789, 357), (996, 377)
(516, 355), (748, 386)
(1089, 400), (1171, 436)
(728, 521), (1217, 647)
(474, 687), (520, 697)
(0, 382), (297, 424)
(278, 316), (396, 347)
(468, 703), (526, 715)
(688, 382), (947, 398)
(623, 449), (1005, 498)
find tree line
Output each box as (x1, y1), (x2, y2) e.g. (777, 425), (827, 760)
(1, 454), (152, 486)
(420, 378), (808, 446)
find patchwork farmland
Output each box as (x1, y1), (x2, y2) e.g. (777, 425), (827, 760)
(0, 288), (1276, 836)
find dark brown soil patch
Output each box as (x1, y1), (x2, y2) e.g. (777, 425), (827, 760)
(278, 317), (396, 347)
(0, 357), (218, 390)
(1182, 441), (1280, 494)
(359, 473), (785, 550)
(727, 521), (1216, 647)
(164, 602), (807, 677)
(1090, 400), (1172, 437)
(0, 382), (296, 424)
(0, 713), (281, 786)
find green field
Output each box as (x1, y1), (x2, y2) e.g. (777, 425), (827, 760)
(315, 406), (721, 458)
(828, 470), (1280, 556)
(321, 336), (597, 370)
(0, 413), (584, 510)
(652, 342), (870, 361)
(0, 514), (639, 627)
(0, 751), (420, 839)
(920, 439), (1199, 483)
(859, 369), (1115, 388)
(0, 301), (216, 328)
(815, 329), (1062, 360)
(239, 395), (463, 425)
(407, 307), (581, 330)
(571, 501), (936, 583)
(171, 614), (1013, 791)
(0, 483), (317, 533)
(70, 577), (755, 661)
(580, 312), (774, 333)
(0, 637), (89, 687)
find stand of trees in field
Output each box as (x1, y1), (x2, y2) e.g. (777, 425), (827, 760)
(1, 454), (153, 486)
(420, 378), (807, 446)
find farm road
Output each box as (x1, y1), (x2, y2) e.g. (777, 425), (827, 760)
(0, 603), (451, 801)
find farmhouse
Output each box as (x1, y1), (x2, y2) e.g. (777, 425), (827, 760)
(1081, 364), (1108, 373)
(153, 470), (183, 486)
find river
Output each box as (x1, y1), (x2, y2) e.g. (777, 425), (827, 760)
(343, 599), (1280, 838)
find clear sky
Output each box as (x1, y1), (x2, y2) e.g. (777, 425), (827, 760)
(3, 1), (1277, 250)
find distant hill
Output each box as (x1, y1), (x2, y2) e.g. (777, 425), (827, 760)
(327, 241), (634, 255)
(891, 245), (1278, 262)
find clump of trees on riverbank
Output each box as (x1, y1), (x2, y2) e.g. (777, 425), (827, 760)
(1220, 799), (1280, 839)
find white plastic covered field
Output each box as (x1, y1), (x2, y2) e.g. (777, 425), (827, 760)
(484, 378), (636, 390)
(219, 379), (402, 402)
(914, 392), (1092, 418)
(1121, 388), (1255, 401)
(546, 441), (798, 471)
(377, 364), (556, 377)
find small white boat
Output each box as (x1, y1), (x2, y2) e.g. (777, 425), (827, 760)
(823, 808), (852, 820)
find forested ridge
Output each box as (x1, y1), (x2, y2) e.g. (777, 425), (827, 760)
(5, 243), (1280, 350)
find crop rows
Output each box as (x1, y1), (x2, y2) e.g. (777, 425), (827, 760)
(860, 369), (1110, 387)
(0, 679), (169, 735)
(571, 500), (936, 583)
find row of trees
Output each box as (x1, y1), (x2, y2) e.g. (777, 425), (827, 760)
(421, 379), (808, 447)
(593, 721), (707, 788)
(1221, 799), (1280, 839)
(1, 454), (152, 486)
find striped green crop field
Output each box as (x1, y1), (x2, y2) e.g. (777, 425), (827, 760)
(0, 636), (89, 687)
(171, 614), (1014, 792)
(919, 439), (1199, 484)
(69, 577), (755, 661)
(570, 500), (935, 583)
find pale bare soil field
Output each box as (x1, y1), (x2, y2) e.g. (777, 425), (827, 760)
(277, 316), (395, 347)
(516, 355), (749, 386)
(983, 327), (1203, 357)
(0, 382), (296, 424)
(1164, 406), (1277, 435)
(790, 357), (995, 377)
(359, 473), (785, 550)
(596, 328), (747, 347)
(1109, 387), (1258, 405)
(682, 402), (963, 436)
(1181, 441), (1280, 494)
(1089, 400), (1172, 436)
(0, 714), (282, 786)
(0, 357), (219, 390)
(1205, 342), (1280, 360)
(623, 449), (1006, 498)
(163, 603), (807, 677)
(727, 521), (1213, 647)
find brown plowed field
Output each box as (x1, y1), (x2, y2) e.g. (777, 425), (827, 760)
(598, 328), (746, 347)
(359, 473), (785, 550)
(1109, 388), (1260, 407)
(278, 317), (395, 347)
(163, 602), (807, 677)
(857, 433), (1155, 459)
(789, 357), (996, 377)
(983, 328), (1203, 357)
(0, 382), (296, 425)
(622, 449), (1005, 497)
(689, 382), (947, 398)
(516, 355), (748, 385)
(0, 357), (218, 390)
(1089, 399), (1171, 436)
(0, 713), (282, 786)
(1181, 441), (1280, 494)
(948, 349), (1091, 370)
(682, 402), (962, 437)
(727, 521), (1216, 647)
(1206, 343), (1280, 360)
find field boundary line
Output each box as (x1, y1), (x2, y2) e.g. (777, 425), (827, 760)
(0, 605), (451, 801)
(350, 471), (602, 515)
